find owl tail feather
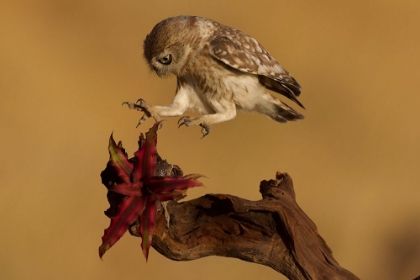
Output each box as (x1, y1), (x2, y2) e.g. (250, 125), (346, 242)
(272, 102), (305, 123)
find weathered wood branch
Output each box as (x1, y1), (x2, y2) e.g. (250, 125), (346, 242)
(102, 157), (359, 280)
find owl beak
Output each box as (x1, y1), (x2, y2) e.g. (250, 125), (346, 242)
(155, 69), (167, 78)
(151, 66), (163, 77)
(156, 70), (164, 78)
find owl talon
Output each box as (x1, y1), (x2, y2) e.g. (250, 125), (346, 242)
(135, 114), (148, 128)
(122, 101), (141, 110)
(123, 99), (161, 127)
(178, 116), (191, 128)
(178, 116), (210, 137)
(135, 98), (147, 108)
(200, 124), (211, 138)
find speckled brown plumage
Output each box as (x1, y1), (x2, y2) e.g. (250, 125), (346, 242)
(126, 15), (304, 137)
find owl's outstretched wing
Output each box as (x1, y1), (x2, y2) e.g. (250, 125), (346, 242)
(209, 35), (304, 109)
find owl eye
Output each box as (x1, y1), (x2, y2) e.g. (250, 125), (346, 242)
(158, 54), (172, 65)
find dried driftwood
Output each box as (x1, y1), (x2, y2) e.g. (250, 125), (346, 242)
(101, 156), (358, 280)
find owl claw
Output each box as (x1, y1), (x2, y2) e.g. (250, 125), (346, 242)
(177, 116), (191, 128)
(122, 98), (150, 114)
(200, 124), (211, 138)
(123, 99), (161, 127)
(178, 116), (210, 137)
(135, 98), (147, 107)
(135, 114), (149, 128)
(122, 101), (139, 110)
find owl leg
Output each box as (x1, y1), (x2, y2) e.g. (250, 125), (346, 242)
(123, 99), (162, 127)
(123, 90), (190, 127)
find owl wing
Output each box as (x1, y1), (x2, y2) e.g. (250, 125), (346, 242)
(209, 35), (304, 109)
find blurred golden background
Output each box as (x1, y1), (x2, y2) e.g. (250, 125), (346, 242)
(1, 0), (420, 279)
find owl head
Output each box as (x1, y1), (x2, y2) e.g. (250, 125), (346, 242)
(143, 16), (195, 77)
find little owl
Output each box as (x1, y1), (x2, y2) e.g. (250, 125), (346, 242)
(124, 15), (304, 137)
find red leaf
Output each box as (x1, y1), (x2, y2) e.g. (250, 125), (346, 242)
(145, 176), (203, 193)
(183, 173), (206, 180)
(101, 122), (204, 261)
(109, 134), (133, 183)
(110, 183), (143, 197)
(99, 196), (147, 259)
(132, 122), (160, 182)
(156, 191), (186, 202)
(138, 196), (157, 261)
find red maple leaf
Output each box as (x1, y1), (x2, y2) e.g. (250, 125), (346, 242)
(99, 122), (203, 260)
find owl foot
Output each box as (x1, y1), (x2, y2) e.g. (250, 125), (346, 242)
(122, 99), (161, 128)
(178, 116), (211, 138)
